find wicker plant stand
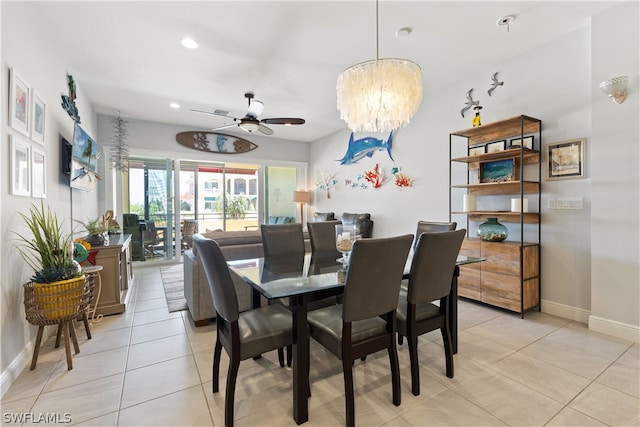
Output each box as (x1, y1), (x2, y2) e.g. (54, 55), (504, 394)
(23, 276), (91, 370)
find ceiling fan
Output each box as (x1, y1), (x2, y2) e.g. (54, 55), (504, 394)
(192, 92), (305, 135)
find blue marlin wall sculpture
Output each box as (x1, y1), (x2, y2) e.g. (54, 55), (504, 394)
(338, 131), (394, 165)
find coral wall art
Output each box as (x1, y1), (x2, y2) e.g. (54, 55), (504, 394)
(314, 166), (338, 198)
(363, 163), (386, 189)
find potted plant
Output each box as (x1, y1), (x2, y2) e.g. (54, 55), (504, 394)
(15, 201), (82, 283)
(15, 202), (85, 321)
(76, 216), (110, 246)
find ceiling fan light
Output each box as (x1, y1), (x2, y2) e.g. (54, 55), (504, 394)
(337, 58), (422, 132)
(240, 121), (260, 132)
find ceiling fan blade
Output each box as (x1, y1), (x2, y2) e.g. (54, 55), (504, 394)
(258, 123), (274, 135)
(211, 123), (238, 131)
(261, 117), (305, 125)
(247, 100), (265, 118)
(191, 109), (217, 116)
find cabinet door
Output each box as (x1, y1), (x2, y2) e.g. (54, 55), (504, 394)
(459, 239), (481, 299)
(481, 270), (522, 312)
(481, 241), (520, 276)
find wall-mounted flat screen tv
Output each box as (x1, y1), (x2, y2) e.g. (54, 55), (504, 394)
(70, 122), (99, 191)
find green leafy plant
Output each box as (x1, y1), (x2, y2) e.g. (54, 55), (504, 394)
(14, 201), (80, 283)
(214, 193), (250, 220)
(76, 216), (109, 235)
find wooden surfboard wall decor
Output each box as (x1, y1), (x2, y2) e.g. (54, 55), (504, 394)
(175, 131), (258, 154)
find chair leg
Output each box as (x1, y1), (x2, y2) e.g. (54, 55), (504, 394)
(212, 339), (222, 393)
(55, 323), (63, 348)
(62, 321), (73, 370)
(408, 335), (420, 396)
(441, 327), (454, 378)
(225, 357), (240, 427)
(388, 344), (401, 406)
(69, 320), (80, 354)
(30, 325), (45, 370)
(277, 348), (285, 368)
(342, 358), (355, 427)
(397, 335), (404, 346)
(286, 345), (292, 367)
(81, 313), (92, 339)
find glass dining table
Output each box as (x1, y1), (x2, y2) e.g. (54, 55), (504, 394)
(228, 251), (482, 425)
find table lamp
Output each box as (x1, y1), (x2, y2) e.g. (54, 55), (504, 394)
(293, 191), (311, 223)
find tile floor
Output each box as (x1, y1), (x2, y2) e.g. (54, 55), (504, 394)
(2, 264), (639, 427)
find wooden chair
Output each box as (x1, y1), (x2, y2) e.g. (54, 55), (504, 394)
(307, 234), (413, 427)
(193, 234), (293, 427)
(181, 219), (197, 250)
(396, 229), (465, 396)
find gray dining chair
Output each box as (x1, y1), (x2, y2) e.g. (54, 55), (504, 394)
(260, 223), (305, 366)
(307, 220), (342, 258)
(396, 229), (465, 396)
(414, 220), (457, 248)
(307, 234), (413, 427)
(261, 223), (305, 257)
(193, 234), (293, 427)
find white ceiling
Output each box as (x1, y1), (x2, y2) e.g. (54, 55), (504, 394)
(26, 1), (620, 142)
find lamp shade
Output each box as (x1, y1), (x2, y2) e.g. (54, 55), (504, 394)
(293, 191), (311, 203)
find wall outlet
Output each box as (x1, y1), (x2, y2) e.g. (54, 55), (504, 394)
(547, 198), (556, 209)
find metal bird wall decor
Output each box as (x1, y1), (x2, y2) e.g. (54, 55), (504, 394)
(460, 89), (479, 118)
(488, 72), (504, 96)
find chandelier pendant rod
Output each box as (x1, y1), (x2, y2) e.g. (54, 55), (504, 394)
(375, 0), (380, 60)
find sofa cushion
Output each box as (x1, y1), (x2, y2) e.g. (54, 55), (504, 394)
(192, 230), (262, 256)
(313, 212), (336, 222)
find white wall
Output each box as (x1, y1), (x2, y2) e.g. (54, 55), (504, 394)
(1, 3), (100, 394)
(311, 7), (638, 337)
(95, 116), (310, 221)
(590, 2), (640, 341)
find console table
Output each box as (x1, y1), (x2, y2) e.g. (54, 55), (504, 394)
(91, 234), (133, 316)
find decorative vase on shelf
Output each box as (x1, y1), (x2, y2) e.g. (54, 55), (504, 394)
(477, 218), (508, 242)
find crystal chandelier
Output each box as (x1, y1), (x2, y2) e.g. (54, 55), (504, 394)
(337, 1), (422, 133)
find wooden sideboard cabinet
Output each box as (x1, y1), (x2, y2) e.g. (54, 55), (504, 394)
(91, 234), (133, 316)
(459, 238), (540, 314)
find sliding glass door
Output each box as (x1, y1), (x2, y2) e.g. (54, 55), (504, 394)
(127, 158), (174, 260)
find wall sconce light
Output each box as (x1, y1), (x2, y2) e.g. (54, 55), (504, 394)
(293, 191), (311, 223)
(599, 76), (628, 104)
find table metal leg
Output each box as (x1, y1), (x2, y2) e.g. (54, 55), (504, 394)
(292, 295), (309, 425)
(450, 265), (459, 354)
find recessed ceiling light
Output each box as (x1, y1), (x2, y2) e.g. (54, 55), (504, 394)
(170, 102), (181, 109)
(396, 27), (412, 38)
(181, 37), (198, 49)
(496, 15), (515, 31)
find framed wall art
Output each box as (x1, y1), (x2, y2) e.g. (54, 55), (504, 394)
(546, 138), (585, 180)
(509, 135), (534, 150)
(468, 145), (485, 156)
(10, 135), (31, 196)
(31, 146), (47, 198)
(480, 158), (517, 183)
(9, 68), (31, 137)
(31, 90), (46, 145)
(486, 140), (506, 153)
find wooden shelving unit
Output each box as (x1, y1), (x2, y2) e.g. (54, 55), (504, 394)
(449, 115), (542, 316)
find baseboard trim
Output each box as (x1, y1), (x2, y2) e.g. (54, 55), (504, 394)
(0, 342), (32, 398)
(589, 315), (640, 343)
(541, 299), (590, 323)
